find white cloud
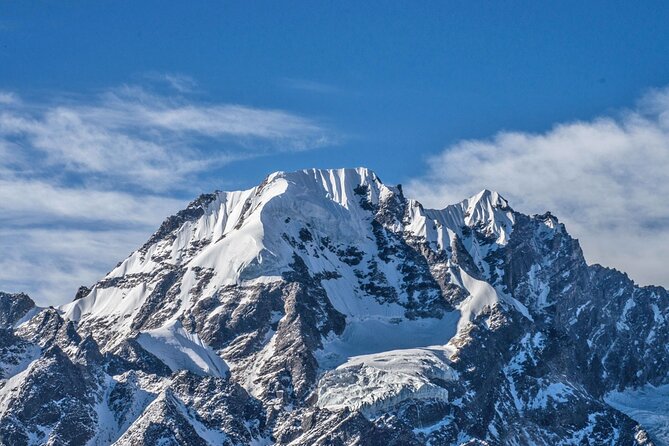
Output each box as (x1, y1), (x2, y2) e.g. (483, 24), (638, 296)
(0, 86), (332, 191)
(0, 91), (17, 104)
(0, 177), (186, 306)
(279, 78), (343, 95)
(407, 87), (669, 289)
(145, 72), (199, 93)
(0, 178), (184, 226)
(0, 228), (155, 307)
(0, 80), (336, 305)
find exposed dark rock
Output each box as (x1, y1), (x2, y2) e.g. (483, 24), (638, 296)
(74, 286), (91, 301)
(0, 292), (34, 328)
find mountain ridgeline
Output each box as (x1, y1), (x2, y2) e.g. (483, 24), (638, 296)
(0, 167), (667, 445)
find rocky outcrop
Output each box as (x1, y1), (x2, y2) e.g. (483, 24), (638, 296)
(0, 292), (35, 329)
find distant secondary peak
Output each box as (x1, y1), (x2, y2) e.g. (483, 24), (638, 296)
(467, 189), (511, 211)
(446, 189), (515, 245)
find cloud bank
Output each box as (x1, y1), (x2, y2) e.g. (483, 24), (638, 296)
(0, 82), (333, 305)
(407, 87), (669, 288)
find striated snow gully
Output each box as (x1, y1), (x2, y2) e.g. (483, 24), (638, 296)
(0, 167), (667, 445)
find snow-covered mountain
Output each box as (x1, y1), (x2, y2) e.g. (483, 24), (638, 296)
(0, 167), (667, 445)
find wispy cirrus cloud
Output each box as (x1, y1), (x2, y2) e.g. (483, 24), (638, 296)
(279, 78), (344, 95)
(0, 178), (184, 226)
(0, 80), (336, 305)
(0, 85), (333, 192)
(144, 72), (199, 93)
(407, 87), (669, 289)
(0, 91), (17, 104)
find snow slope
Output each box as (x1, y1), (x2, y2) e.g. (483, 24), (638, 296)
(137, 321), (229, 378)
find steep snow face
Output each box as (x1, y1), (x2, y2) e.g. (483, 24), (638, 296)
(0, 357), (38, 416)
(60, 184), (279, 329)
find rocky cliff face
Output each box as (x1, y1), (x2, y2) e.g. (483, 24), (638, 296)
(0, 167), (666, 445)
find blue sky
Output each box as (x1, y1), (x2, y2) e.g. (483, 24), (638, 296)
(2, 1), (669, 304)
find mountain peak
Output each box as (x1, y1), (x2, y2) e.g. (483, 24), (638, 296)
(268, 166), (380, 184)
(465, 189), (511, 213)
(429, 188), (516, 245)
(260, 166), (389, 212)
